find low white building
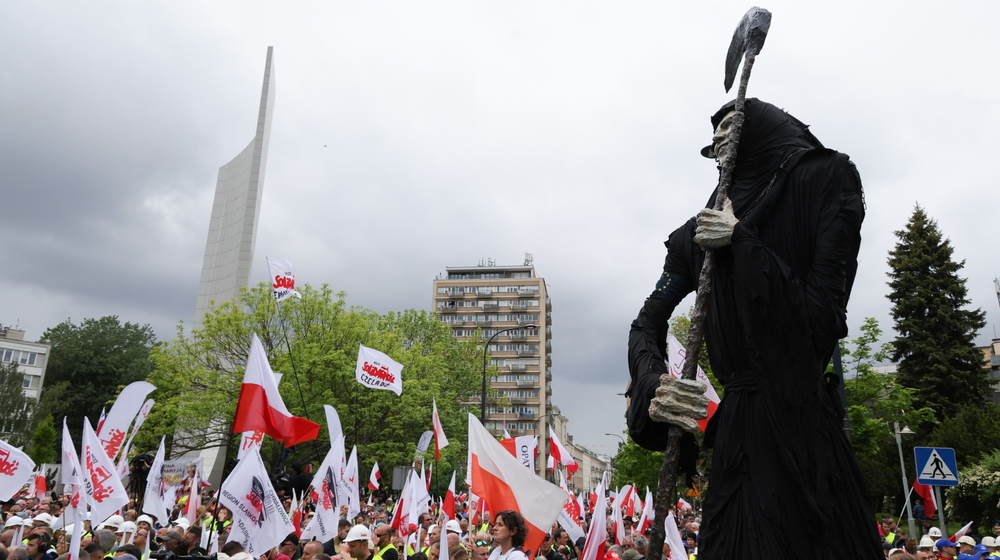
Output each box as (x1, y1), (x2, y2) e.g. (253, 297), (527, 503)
(0, 326), (50, 400)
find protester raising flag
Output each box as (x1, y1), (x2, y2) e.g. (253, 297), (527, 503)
(432, 398), (449, 460)
(266, 257), (302, 302)
(81, 419), (128, 525)
(547, 427), (578, 475)
(0, 438), (34, 502)
(368, 462), (381, 491)
(468, 413), (566, 557)
(217, 447), (293, 556)
(355, 345), (404, 396)
(98, 381), (156, 460)
(232, 334), (320, 447)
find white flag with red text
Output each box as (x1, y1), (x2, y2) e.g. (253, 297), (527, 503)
(468, 413), (566, 557)
(219, 447), (293, 556)
(81, 419), (129, 525)
(355, 345), (404, 396)
(266, 257), (302, 302)
(0, 438), (33, 502)
(116, 398), (154, 479)
(301, 445), (343, 542)
(98, 381), (156, 461)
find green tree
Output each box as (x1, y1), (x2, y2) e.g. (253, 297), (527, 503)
(611, 435), (663, 492)
(139, 284), (485, 482)
(40, 316), (156, 448)
(837, 317), (934, 511)
(26, 415), (57, 464)
(946, 449), (1000, 534)
(0, 362), (37, 446)
(886, 206), (989, 422)
(927, 405), (1000, 467)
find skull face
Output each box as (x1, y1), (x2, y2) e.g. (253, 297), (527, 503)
(710, 110), (738, 164)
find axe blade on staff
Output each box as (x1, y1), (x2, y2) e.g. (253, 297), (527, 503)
(644, 7), (771, 560)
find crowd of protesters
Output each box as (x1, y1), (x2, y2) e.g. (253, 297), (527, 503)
(2, 482), (999, 560)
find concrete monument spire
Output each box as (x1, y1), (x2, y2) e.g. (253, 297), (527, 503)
(193, 46), (275, 331)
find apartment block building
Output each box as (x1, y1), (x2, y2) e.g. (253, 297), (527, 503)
(433, 259), (553, 475)
(0, 326), (50, 400)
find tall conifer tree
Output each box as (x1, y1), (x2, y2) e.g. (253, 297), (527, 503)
(886, 205), (989, 419)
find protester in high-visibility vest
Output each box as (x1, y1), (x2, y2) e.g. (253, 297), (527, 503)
(372, 524), (398, 560)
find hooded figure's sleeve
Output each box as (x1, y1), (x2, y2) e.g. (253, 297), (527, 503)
(626, 221), (695, 451)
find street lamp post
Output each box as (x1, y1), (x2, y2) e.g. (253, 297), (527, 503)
(605, 433), (626, 450)
(894, 421), (916, 538)
(481, 324), (537, 427)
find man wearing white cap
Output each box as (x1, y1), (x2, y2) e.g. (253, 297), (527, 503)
(915, 536), (936, 560)
(343, 526), (373, 560)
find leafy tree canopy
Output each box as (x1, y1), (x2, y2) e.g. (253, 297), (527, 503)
(40, 316), (156, 448)
(138, 284), (485, 487)
(26, 415), (57, 464)
(886, 205), (989, 421)
(947, 448), (1000, 534)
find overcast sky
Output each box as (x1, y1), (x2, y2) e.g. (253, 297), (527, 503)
(2, 1), (998, 457)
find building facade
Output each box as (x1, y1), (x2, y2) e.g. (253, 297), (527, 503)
(193, 46), (275, 332)
(433, 259), (553, 475)
(550, 405), (610, 492)
(0, 326), (49, 400)
(978, 339), (1000, 405)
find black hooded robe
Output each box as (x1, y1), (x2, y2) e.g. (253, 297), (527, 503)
(626, 100), (883, 560)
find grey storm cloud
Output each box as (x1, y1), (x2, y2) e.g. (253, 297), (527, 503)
(2, 1), (999, 456)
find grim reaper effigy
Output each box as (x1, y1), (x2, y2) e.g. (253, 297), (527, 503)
(625, 8), (884, 560)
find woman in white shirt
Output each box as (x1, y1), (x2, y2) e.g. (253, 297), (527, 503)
(487, 511), (528, 560)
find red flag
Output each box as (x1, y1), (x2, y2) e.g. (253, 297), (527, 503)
(912, 479), (936, 519)
(232, 335), (320, 447)
(368, 462), (381, 491)
(468, 414), (566, 557)
(432, 399), (449, 461)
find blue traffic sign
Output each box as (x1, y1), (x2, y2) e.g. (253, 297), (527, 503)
(914, 447), (959, 487)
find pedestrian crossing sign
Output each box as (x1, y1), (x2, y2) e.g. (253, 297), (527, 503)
(914, 447), (959, 487)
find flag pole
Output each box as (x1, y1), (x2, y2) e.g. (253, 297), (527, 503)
(274, 297), (325, 463)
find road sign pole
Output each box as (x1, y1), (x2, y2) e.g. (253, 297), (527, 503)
(934, 485), (947, 533)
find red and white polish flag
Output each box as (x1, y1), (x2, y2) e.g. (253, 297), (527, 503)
(579, 477), (607, 560)
(432, 398), (449, 460)
(266, 257), (302, 303)
(667, 333), (720, 431)
(81, 419), (129, 526)
(232, 334), (320, 447)
(468, 413), (566, 557)
(368, 462), (381, 491)
(442, 471), (456, 521)
(636, 489), (654, 535)
(547, 427), (578, 475)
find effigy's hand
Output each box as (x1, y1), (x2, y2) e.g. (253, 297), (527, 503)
(649, 374), (709, 433)
(694, 197), (738, 249)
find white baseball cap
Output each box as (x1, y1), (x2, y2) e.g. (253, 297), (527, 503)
(344, 525), (371, 543)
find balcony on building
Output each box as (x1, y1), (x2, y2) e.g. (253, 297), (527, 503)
(483, 303), (499, 312)
(477, 289), (494, 298)
(439, 302), (458, 313)
(518, 350), (536, 358)
(509, 364), (528, 373)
